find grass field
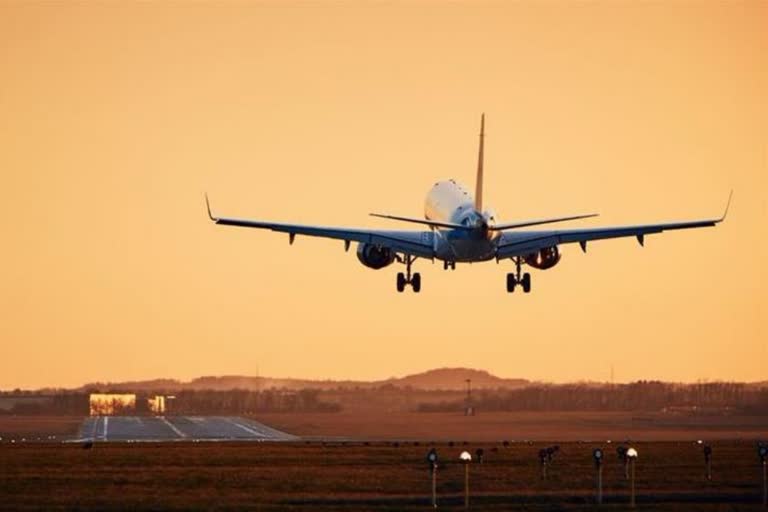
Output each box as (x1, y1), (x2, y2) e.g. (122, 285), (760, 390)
(0, 416), (82, 440)
(1, 440), (767, 511)
(256, 411), (768, 442)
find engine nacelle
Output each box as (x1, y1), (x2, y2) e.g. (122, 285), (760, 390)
(356, 243), (395, 270)
(524, 246), (561, 270)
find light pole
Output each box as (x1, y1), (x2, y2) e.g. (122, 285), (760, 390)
(759, 445), (768, 507)
(465, 379), (473, 416)
(617, 445), (629, 479)
(427, 448), (439, 508)
(593, 448), (604, 505)
(460, 450), (472, 509)
(703, 444), (712, 481)
(539, 448), (548, 480)
(626, 447), (638, 508)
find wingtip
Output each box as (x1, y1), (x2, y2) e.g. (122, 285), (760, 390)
(719, 190), (733, 222)
(205, 193), (216, 221)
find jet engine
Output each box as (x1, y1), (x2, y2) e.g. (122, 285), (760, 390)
(524, 246), (561, 270)
(356, 243), (396, 270)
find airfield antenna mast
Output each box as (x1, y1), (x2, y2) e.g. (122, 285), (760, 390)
(465, 378), (474, 416)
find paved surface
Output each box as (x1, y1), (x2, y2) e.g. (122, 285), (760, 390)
(78, 416), (297, 442)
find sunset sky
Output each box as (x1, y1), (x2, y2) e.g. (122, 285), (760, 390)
(1, 1), (765, 389)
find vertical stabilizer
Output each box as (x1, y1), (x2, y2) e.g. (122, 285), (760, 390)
(475, 113), (485, 211)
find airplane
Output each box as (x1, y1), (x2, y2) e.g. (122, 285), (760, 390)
(206, 114), (729, 293)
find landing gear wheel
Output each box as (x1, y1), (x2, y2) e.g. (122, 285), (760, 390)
(396, 272), (406, 293)
(412, 273), (421, 293)
(506, 273), (517, 293)
(508, 257), (532, 294)
(397, 255), (421, 293)
(521, 272), (531, 293)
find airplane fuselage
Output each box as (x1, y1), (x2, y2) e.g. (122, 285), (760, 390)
(425, 179), (500, 262)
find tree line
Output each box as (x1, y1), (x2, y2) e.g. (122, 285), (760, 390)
(166, 389), (341, 415)
(0, 389), (340, 415)
(2, 381), (767, 415)
(417, 381), (768, 413)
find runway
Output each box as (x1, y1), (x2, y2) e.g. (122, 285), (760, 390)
(78, 416), (297, 442)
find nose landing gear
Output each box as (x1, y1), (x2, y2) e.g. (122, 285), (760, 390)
(506, 257), (531, 293)
(396, 255), (421, 293)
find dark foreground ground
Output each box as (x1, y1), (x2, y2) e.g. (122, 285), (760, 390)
(1, 440), (766, 511)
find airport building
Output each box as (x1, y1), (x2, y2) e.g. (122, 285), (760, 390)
(89, 393), (137, 416)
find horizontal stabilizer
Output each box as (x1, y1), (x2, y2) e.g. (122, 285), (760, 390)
(490, 213), (599, 231)
(369, 213), (472, 230)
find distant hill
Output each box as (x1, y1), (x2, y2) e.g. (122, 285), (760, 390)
(78, 367), (530, 392)
(382, 368), (528, 390)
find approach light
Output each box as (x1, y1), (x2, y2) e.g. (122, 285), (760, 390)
(460, 450), (473, 508)
(626, 447), (639, 508)
(427, 448), (440, 507)
(703, 444), (713, 481)
(594, 447), (605, 505)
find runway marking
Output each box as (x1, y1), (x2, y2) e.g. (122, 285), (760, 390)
(225, 418), (265, 438)
(90, 416), (99, 440)
(240, 419), (297, 440)
(160, 416), (187, 438)
(75, 416), (297, 442)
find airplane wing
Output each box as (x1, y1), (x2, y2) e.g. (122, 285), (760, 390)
(206, 195), (435, 258)
(496, 212), (728, 259)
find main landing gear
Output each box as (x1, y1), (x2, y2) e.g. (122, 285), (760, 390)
(507, 257), (531, 293)
(443, 260), (456, 270)
(396, 255), (421, 293)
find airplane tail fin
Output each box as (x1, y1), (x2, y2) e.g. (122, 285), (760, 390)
(475, 113), (485, 212)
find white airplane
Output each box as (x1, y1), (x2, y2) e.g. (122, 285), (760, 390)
(206, 115), (729, 293)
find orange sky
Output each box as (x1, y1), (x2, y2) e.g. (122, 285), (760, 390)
(1, 1), (765, 389)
